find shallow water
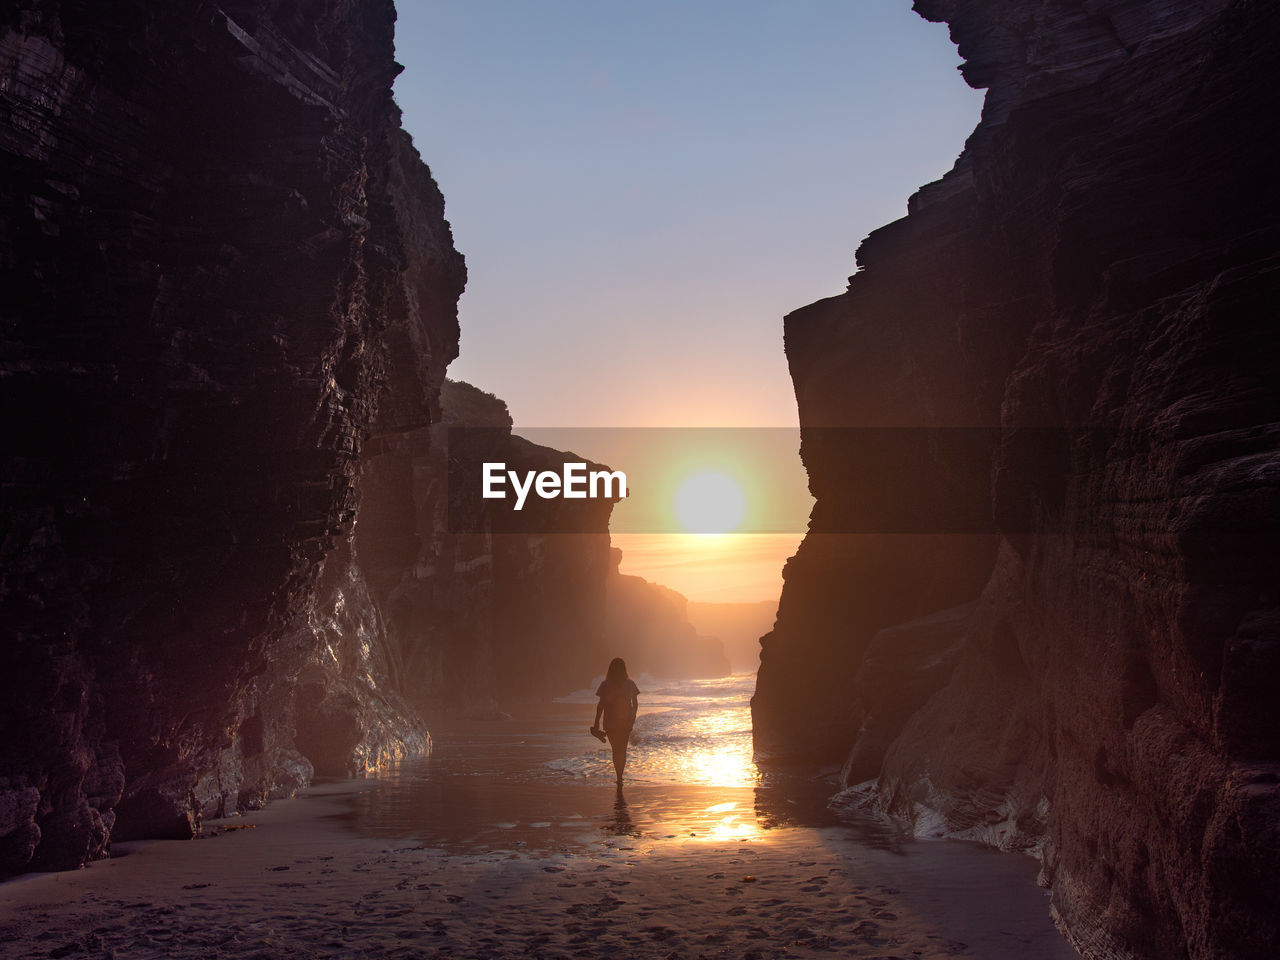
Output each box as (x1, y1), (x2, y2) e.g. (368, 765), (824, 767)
(554, 674), (761, 787)
(335, 674), (1079, 957)
(340, 674), (889, 853)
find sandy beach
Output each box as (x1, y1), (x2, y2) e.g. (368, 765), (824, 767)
(1, 692), (1077, 959)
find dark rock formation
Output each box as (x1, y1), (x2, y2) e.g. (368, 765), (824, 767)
(606, 549), (730, 680)
(753, 2), (1279, 958)
(0, 1), (464, 871)
(356, 380), (619, 710)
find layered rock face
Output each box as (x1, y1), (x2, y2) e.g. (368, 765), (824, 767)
(753, 2), (1279, 958)
(0, 1), (464, 871)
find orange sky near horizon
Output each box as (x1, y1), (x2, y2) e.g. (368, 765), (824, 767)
(519, 427), (813, 604)
(610, 532), (803, 605)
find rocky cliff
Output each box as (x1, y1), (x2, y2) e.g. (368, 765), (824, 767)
(606, 549), (730, 680)
(357, 380), (618, 712)
(753, 2), (1279, 959)
(0, 1), (465, 873)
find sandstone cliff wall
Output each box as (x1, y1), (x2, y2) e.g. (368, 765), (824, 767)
(0, 0), (465, 872)
(753, 2), (1279, 958)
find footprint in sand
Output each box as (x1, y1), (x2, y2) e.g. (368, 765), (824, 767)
(850, 920), (881, 942)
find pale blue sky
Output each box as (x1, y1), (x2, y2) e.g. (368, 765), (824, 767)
(392, 1), (982, 428)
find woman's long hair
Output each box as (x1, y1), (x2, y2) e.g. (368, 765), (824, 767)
(606, 657), (628, 684)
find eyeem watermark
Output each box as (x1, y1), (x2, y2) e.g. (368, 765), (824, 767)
(444, 426), (1132, 534)
(481, 461), (627, 511)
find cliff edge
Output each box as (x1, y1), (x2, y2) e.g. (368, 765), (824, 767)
(0, 1), (464, 872)
(753, 2), (1279, 958)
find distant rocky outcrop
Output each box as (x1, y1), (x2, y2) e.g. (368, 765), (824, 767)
(753, 2), (1279, 959)
(687, 600), (777, 674)
(606, 549), (729, 680)
(0, 1), (465, 873)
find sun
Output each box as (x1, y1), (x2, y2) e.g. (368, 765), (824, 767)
(674, 470), (746, 534)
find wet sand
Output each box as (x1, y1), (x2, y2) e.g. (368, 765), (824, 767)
(1, 705), (1078, 959)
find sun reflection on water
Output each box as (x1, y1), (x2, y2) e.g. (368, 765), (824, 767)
(652, 704), (759, 789)
(697, 801), (765, 842)
(683, 742), (756, 787)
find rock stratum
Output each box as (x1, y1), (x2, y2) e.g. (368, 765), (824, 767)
(0, 4), (618, 877)
(753, 2), (1279, 959)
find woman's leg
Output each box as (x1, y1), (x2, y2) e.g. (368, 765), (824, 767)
(607, 729), (629, 783)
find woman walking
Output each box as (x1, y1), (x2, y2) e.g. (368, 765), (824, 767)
(591, 657), (639, 788)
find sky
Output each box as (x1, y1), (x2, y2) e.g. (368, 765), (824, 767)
(392, 1), (984, 601)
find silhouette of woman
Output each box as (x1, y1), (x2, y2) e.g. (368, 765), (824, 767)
(591, 657), (639, 788)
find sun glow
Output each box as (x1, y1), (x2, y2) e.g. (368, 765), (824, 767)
(675, 470), (746, 534)
(697, 801), (765, 843)
(610, 531), (801, 604)
(660, 707), (759, 789)
(686, 745), (755, 787)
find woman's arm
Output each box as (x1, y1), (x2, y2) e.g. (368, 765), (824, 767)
(593, 699), (604, 729)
